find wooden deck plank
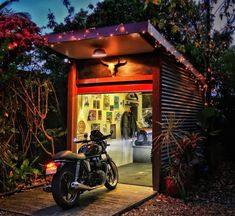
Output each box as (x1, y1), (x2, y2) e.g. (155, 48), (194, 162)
(0, 184), (156, 216)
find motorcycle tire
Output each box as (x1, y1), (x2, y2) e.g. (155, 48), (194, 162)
(51, 165), (80, 209)
(105, 160), (118, 190)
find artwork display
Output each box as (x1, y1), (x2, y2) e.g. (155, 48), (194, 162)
(114, 112), (121, 122)
(114, 96), (119, 109)
(98, 110), (102, 120)
(88, 110), (96, 121)
(93, 100), (100, 109)
(77, 120), (86, 134)
(106, 112), (112, 123)
(79, 93), (144, 141)
(110, 105), (114, 111)
(83, 96), (89, 107)
(142, 94), (152, 109)
(103, 95), (110, 110)
(110, 124), (116, 139)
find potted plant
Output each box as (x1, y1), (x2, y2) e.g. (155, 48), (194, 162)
(169, 132), (205, 198)
(153, 112), (205, 198)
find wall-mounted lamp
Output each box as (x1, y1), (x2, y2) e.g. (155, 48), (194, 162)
(92, 48), (107, 58)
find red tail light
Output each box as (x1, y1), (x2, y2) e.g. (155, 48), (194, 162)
(45, 161), (61, 175)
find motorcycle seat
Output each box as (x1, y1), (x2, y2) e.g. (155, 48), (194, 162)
(53, 150), (86, 160)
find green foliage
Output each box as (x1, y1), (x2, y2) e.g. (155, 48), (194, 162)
(7, 157), (42, 190)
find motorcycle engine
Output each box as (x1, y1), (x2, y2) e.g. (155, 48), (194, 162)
(89, 170), (106, 186)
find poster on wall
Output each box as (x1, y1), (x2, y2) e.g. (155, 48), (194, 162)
(77, 120), (86, 134)
(88, 110), (96, 121)
(142, 94), (152, 109)
(83, 96), (89, 107)
(114, 112), (121, 122)
(98, 110), (102, 120)
(93, 100), (100, 109)
(114, 96), (119, 109)
(103, 95), (110, 110)
(106, 112), (112, 123)
(91, 123), (100, 131)
(110, 124), (116, 139)
(110, 105), (114, 111)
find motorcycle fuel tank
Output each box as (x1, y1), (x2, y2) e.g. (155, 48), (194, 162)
(78, 143), (102, 156)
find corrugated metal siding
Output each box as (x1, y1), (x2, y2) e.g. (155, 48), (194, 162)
(160, 55), (204, 174)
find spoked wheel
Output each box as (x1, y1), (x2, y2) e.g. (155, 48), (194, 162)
(105, 160), (118, 190)
(51, 166), (80, 209)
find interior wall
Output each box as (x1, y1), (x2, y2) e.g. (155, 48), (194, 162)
(75, 92), (152, 166)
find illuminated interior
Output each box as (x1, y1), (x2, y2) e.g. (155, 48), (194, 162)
(75, 92), (152, 186)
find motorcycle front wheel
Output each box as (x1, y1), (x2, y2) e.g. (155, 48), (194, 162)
(105, 160), (118, 190)
(51, 165), (80, 209)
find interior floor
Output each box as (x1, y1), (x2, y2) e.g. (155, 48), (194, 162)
(118, 163), (152, 187)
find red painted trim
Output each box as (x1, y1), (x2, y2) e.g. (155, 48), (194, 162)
(67, 62), (77, 151)
(77, 75), (153, 85)
(77, 83), (152, 94)
(152, 58), (161, 191)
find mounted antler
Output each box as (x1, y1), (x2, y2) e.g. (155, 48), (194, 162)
(100, 58), (127, 76)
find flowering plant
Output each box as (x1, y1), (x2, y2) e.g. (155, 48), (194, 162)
(0, 14), (47, 74)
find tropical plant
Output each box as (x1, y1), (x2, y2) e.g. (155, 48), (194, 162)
(0, 6), (67, 193)
(170, 132), (205, 197)
(5, 157), (41, 191)
(152, 112), (205, 198)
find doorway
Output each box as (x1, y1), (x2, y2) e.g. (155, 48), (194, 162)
(75, 92), (152, 187)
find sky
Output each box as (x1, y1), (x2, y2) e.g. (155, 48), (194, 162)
(3, 0), (100, 33)
(2, 0), (234, 43)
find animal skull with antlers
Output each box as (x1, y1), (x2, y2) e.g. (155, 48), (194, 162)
(100, 58), (127, 76)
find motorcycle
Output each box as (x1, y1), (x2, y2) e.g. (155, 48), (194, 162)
(43, 130), (118, 209)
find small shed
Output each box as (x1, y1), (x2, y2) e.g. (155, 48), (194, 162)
(46, 21), (206, 191)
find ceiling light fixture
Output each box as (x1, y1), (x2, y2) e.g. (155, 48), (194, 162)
(92, 48), (107, 58)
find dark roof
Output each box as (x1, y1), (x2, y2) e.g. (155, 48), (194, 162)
(46, 21), (206, 85)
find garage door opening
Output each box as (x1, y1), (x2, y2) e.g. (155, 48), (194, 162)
(75, 92), (152, 187)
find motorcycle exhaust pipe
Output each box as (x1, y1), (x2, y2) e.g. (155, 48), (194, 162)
(71, 182), (102, 191)
(43, 185), (52, 192)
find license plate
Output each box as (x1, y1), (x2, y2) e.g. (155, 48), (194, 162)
(45, 162), (59, 175)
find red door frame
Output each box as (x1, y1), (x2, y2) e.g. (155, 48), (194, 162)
(67, 62), (77, 152)
(67, 62), (161, 191)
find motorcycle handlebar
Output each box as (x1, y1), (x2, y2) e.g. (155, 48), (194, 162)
(74, 133), (112, 144)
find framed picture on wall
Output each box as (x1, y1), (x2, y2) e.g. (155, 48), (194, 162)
(83, 96), (89, 107)
(114, 96), (119, 109)
(110, 105), (114, 111)
(93, 100), (100, 109)
(110, 124), (116, 139)
(88, 110), (96, 121)
(142, 94), (152, 109)
(103, 95), (110, 110)
(114, 112), (121, 122)
(106, 112), (112, 123)
(98, 110), (102, 120)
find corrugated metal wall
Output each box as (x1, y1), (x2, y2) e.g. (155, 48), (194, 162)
(160, 54), (204, 174)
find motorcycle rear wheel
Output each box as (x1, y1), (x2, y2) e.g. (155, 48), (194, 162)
(51, 165), (80, 209)
(105, 160), (118, 190)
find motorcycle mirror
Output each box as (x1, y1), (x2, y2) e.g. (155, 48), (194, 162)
(84, 133), (88, 139)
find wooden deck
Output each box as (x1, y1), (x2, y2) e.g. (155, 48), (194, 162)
(0, 184), (156, 216)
